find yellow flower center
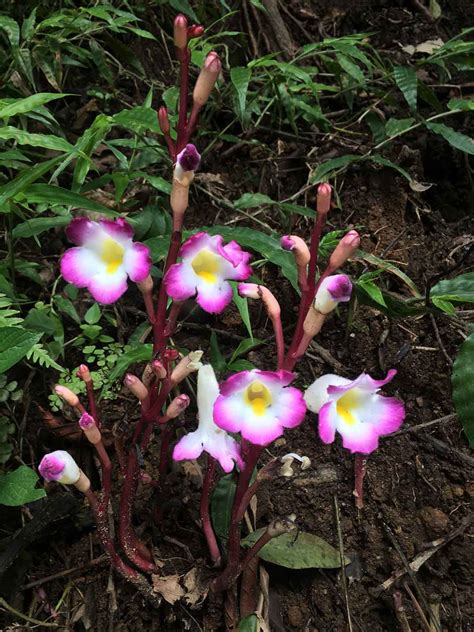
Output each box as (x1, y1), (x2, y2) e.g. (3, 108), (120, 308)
(245, 380), (272, 416)
(191, 249), (220, 284)
(101, 237), (125, 274)
(336, 390), (360, 426)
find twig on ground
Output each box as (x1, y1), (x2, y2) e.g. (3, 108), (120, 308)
(429, 314), (453, 366)
(423, 435), (474, 468)
(306, 342), (348, 373)
(390, 413), (456, 437)
(333, 496), (353, 632)
(23, 555), (109, 590)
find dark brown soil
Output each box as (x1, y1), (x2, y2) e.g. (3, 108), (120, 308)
(1, 1), (473, 631)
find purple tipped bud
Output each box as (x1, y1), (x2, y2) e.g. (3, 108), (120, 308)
(39, 450), (80, 485)
(188, 24), (204, 39)
(281, 235), (295, 251)
(177, 143), (201, 172)
(314, 274), (353, 314)
(329, 230), (360, 269)
(79, 412), (95, 430)
(166, 394), (190, 419)
(174, 14), (188, 50)
(158, 106), (170, 135)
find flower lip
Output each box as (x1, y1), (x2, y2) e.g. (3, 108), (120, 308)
(177, 143), (201, 172)
(314, 274), (352, 314)
(214, 369), (306, 446)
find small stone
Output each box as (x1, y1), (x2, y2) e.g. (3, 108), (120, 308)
(451, 485), (464, 497)
(416, 397), (424, 407)
(419, 507), (449, 535)
(465, 482), (474, 497)
(287, 604), (305, 628)
(274, 437), (287, 448)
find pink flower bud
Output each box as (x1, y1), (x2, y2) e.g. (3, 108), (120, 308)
(124, 374), (149, 402)
(193, 51), (221, 107)
(176, 143), (201, 173)
(188, 24), (204, 39)
(166, 394), (190, 419)
(238, 283), (281, 319)
(238, 282), (260, 299)
(39, 450), (80, 485)
(163, 349), (179, 362)
(317, 183), (332, 215)
(158, 106), (170, 135)
(151, 360), (167, 380)
(329, 230), (360, 270)
(54, 385), (80, 409)
(170, 351), (203, 384)
(280, 235), (310, 267)
(173, 14), (188, 50)
(79, 412), (101, 445)
(76, 364), (92, 384)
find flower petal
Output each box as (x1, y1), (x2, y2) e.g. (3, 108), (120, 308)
(318, 401), (337, 444)
(273, 386), (307, 429)
(173, 431), (205, 462)
(60, 247), (104, 287)
(164, 262), (198, 301)
(66, 218), (99, 246)
(305, 374), (351, 413)
(327, 369), (397, 395)
(88, 270), (128, 304)
(195, 279), (233, 313)
(179, 232), (213, 260)
(124, 242), (152, 282)
(100, 218), (134, 243)
(203, 431), (242, 472)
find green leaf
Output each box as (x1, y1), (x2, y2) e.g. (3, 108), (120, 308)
(230, 338), (263, 364)
(84, 303), (101, 325)
(369, 154), (413, 183)
(425, 122), (474, 155)
(0, 466), (46, 506)
(278, 202), (314, 218)
(452, 333), (474, 447)
(210, 472), (236, 540)
(241, 529), (346, 569)
(12, 216), (71, 238)
(0, 93), (69, 119)
(356, 277), (387, 307)
(231, 66), (252, 119)
(231, 282), (253, 339)
(0, 16), (20, 48)
(385, 117), (415, 138)
(429, 0), (442, 19)
(210, 331), (227, 373)
(431, 296), (455, 314)
(237, 615), (258, 632)
(108, 344), (152, 381)
(0, 155), (65, 208)
(448, 98), (474, 111)
(113, 106), (160, 133)
(311, 155), (360, 183)
(22, 184), (115, 215)
(26, 343), (65, 371)
(359, 251), (421, 297)
(0, 126), (73, 152)
(234, 193), (274, 210)
(431, 272), (474, 303)
(169, 0), (199, 21)
(336, 54), (365, 83)
(0, 327), (42, 373)
(393, 66), (418, 110)
(21, 8), (37, 41)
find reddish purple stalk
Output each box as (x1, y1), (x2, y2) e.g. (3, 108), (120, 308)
(354, 454), (368, 509)
(200, 456), (221, 565)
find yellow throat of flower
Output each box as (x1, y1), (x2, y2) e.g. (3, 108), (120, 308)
(191, 249), (220, 284)
(245, 380), (272, 416)
(101, 237), (124, 274)
(336, 389), (359, 426)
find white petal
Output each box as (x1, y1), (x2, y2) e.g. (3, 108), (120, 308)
(304, 374), (350, 413)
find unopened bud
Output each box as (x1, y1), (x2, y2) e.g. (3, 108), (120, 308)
(238, 283), (280, 319)
(54, 385), (80, 409)
(280, 235), (310, 267)
(166, 394), (190, 419)
(163, 349), (179, 362)
(171, 178), (190, 218)
(317, 183), (332, 215)
(39, 450), (85, 489)
(170, 350), (204, 384)
(158, 106), (170, 135)
(78, 412), (101, 445)
(314, 274), (352, 315)
(76, 364), (92, 384)
(173, 14), (188, 50)
(137, 274), (153, 294)
(176, 143), (201, 174)
(188, 24), (204, 39)
(329, 230), (360, 270)
(151, 360), (167, 380)
(303, 306), (326, 338)
(124, 374), (149, 402)
(193, 52), (221, 107)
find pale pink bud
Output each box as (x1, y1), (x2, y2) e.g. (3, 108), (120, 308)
(76, 364), (92, 384)
(329, 230), (360, 270)
(166, 394), (190, 419)
(238, 283), (281, 320)
(280, 235), (310, 267)
(124, 374), (149, 402)
(173, 14), (188, 50)
(151, 360), (167, 380)
(170, 351), (203, 384)
(137, 275), (153, 294)
(193, 51), (221, 107)
(317, 183), (332, 215)
(158, 106), (170, 135)
(54, 385), (80, 409)
(170, 178), (190, 219)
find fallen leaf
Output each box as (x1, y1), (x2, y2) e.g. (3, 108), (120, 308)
(401, 38), (444, 56)
(182, 460), (203, 487)
(152, 574), (185, 604)
(409, 180), (434, 192)
(183, 567), (209, 607)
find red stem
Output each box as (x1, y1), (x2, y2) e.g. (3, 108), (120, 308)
(176, 48), (190, 153)
(85, 381), (100, 429)
(200, 456), (221, 565)
(183, 102), (202, 144)
(271, 314), (285, 371)
(354, 453), (368, 509)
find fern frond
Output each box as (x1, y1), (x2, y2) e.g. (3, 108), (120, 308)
(26, 344), (65, 372)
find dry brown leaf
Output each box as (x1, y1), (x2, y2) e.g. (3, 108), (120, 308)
(183, 567), (209, 607)
(401, 38), (444, 56)
(152, 574), (185, 604)
(182, 460), (203, 487)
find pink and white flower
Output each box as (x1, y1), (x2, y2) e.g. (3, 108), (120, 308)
(314, 274), (352, 314)
(304, 370), (405, 454)
(173, 365), (242, 473)
(60, 217), (152, 304)
(214, 370), (306, 446)
(39, 450), (81, 484)
(164, 232), (252, 313)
